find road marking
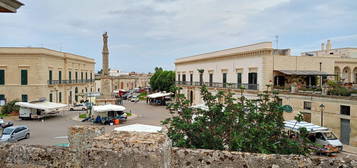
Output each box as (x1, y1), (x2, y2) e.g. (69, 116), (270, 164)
(54, 136), (68, 139)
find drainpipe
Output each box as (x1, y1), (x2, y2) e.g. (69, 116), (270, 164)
(320, 62), (322, 88)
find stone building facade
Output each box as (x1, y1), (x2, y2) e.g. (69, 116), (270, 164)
(0, 0), (23, 13)
(0, 47), (95, 105)
(95, 72), (151, 93)
(175, 41), (357, 146)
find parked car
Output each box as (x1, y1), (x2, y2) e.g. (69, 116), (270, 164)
(0, 125), (30, 142)
(1, 121), (14, 129)
(130, 96), (139, 102)
(122, 93), (132, 100)
(70, 104), (87, 111)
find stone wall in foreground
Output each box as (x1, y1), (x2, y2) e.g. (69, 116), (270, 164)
(0, 125), (356, 168)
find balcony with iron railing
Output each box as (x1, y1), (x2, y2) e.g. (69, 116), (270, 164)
(48, 79), (95, 85)
(176, 81), (259, 90)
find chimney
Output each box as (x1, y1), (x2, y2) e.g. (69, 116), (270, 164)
(326, 40), (332, 50)
(321, 43), (325, 51)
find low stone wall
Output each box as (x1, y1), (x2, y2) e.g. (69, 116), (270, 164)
(171, 148), (356, 168)
(0, 143), (75, 168)
(0, 126), (356, 168)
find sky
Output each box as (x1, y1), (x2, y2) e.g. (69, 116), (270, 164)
(1, 0), (357, 73)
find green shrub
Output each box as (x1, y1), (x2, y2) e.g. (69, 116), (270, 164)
(328, 87), (350, 96)
(0, 113), (8, 118)
(79, 113), (87, 118)
(1, 100), (20, 114)
(126, 112), (132, 117)
(162, 86), (313, 155)
(138, 92), (148, 100)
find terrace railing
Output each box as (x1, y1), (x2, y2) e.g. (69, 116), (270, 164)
(48, 79), (95, 85)
(176, 81), (258, 90)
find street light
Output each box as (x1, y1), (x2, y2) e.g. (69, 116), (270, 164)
(320, 104), (325, 126)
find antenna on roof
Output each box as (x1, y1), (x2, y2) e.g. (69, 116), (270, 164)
(275, 35), (279, 49)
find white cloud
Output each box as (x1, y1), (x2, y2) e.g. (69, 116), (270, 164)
(0, 0), (356, 72)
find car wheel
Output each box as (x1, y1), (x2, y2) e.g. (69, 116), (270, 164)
(70, 108), (74, 111)
(25, 133), (30, 139)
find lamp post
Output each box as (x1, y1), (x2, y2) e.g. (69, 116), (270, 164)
(320, 104), (325, 126)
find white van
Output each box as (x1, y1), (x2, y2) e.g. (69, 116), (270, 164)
(284, 120), (343, 152)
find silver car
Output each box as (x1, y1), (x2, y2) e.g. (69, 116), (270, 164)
(0, 125), (30, 142)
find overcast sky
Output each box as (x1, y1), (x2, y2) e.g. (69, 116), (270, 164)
(1, 0), (356, 73)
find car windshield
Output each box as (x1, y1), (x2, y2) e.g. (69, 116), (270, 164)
(3, 128), (14, 135)
(323, 132), (338, 140)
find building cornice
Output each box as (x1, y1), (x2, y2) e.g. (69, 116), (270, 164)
(175, 48), (272, 65)
(175, 42), (273, 64)
(0, 47), (95, 64)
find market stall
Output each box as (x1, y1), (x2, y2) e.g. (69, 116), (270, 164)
(92, 104), (127, 125)
(146, 92), (173, 106)
(15, 101), (68, 119)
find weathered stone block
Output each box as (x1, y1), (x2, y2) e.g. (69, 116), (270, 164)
(89, 130), (172, 168)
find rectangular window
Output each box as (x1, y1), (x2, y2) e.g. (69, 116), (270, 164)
(277, 98), (283, 106)
(199, 73), (203, 85)
(223, 73), (227, 88)
(190, 74), (193, 85)
(182, 74), (186, 83)
(0, 70), (5, 85)
(21, 94), (28, 102)
(86, 72), (88, 80)
(69, 71), (72, 82)
(59, 92), (62, 103)
(237, 73), (242, 84)
(248, 72), (257, 90)
(178, 74), (181, 81)
(304, 101), (312, 110)
(75, 72), (78, 82)
(49, 70), (52, 84)
(302, 112), (311, 122)
(58, 71), (62, 84)
(340, 105), (350, 115)
(81, 72), (83, 81)
(237, 73), (242, 88)
(90, 72), (92, 81)
(49, 93), (53, 102)
(209, 74), (213, 87)
(21, 70), (28, 85)
(0, 94), (5, 106)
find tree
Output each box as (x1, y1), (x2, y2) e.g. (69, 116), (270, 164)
(1, 100), (20, 115)
(149, 67), (175, 92)
(162, 85), (312, 155)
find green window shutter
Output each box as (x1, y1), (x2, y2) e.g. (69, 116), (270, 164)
(237, 73), (242, 84)
(59, 71), (62, 83)
(49, 70), (52, 84)
(21, 70), (28, 85)
(21, 94), (28, 102)
(0, 70), (4, 85)
(49, 93), (53, 102)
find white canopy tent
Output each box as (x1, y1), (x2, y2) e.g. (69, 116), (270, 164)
(114, 124), (162, 133)
(15, 102), (68, 113)
(147, 92), (173, 99)
(93, 104), (126, 113)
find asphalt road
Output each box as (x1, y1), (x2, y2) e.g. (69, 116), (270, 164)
(3, 100), (171, 146)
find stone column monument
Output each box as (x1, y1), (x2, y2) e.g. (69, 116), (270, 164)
(97, 32), (116, 104)
(102, 32), (109, 77)
(101, 32), (112, 98)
